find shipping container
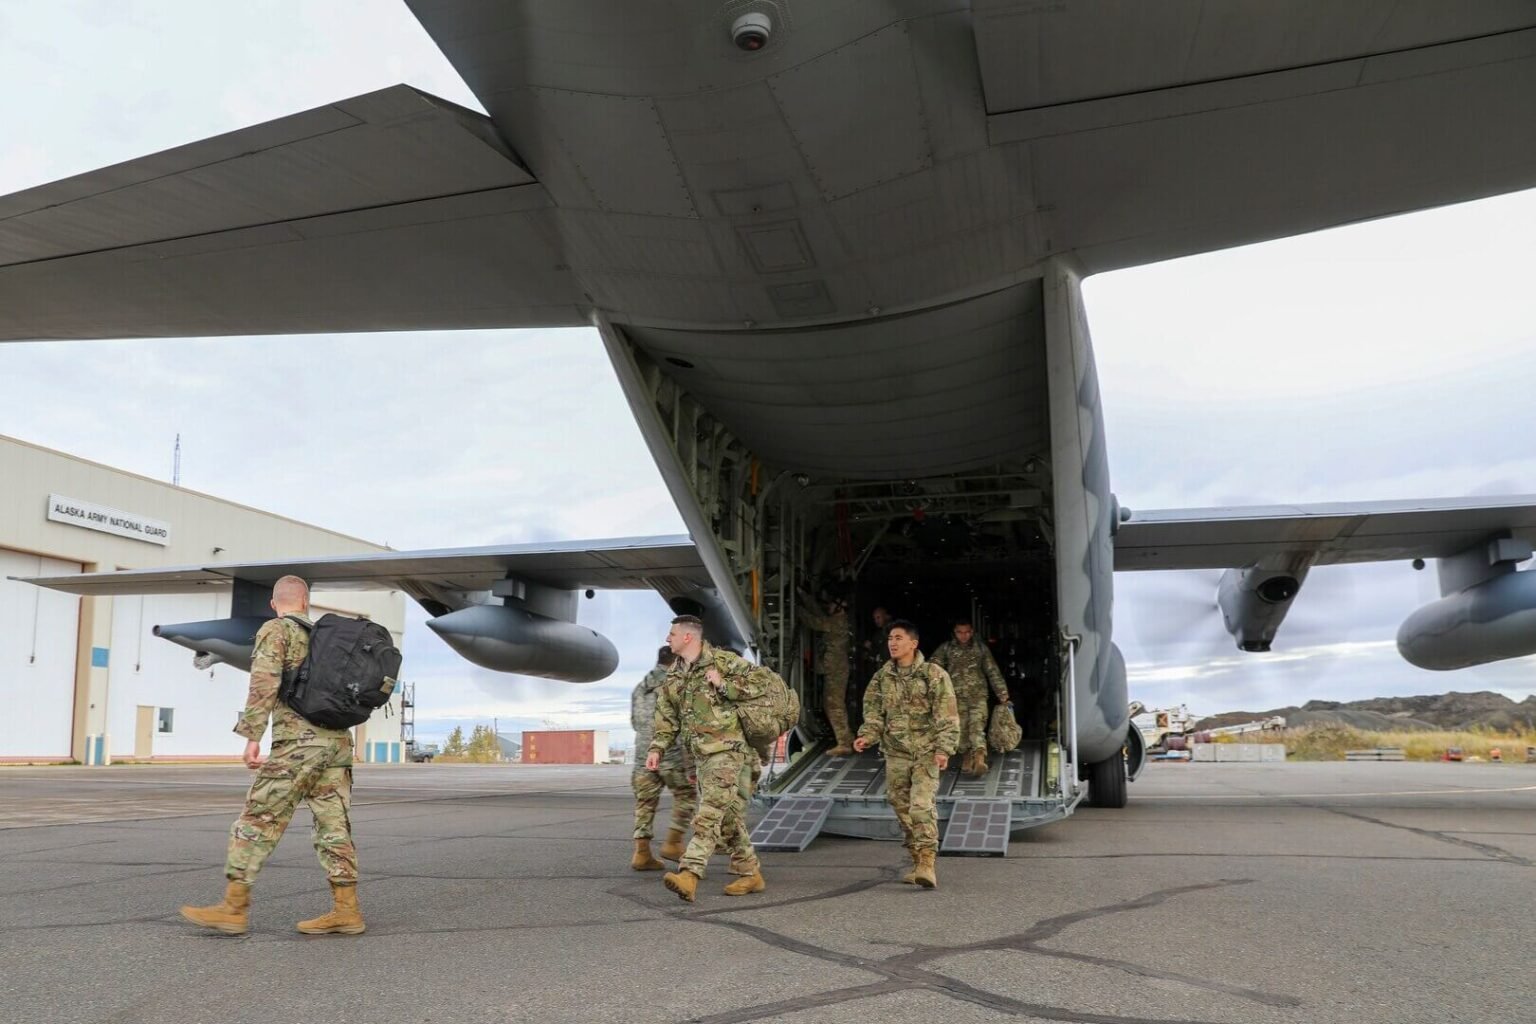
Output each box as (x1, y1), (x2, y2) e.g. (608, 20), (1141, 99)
(521, 729), (609, 764)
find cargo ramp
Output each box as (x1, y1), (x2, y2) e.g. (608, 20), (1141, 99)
(750, 741), (1081, 854)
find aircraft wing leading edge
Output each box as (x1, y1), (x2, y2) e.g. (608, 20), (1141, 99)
(13, 535), (708, 597)
(0, 85), (586, 340)
(1113, 496), (1536, 571)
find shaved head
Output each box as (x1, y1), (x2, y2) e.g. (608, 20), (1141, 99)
(271, 575), (309, 614)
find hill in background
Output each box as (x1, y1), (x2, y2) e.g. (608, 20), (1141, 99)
(1197, 691), (1536, 734)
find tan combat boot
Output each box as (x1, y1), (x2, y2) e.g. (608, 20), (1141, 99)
(825, 744), (854, 757)
(913, 850), (938, 889)
(179, 880), (251, 935)
(296, 882), (366, 935)
(899, 848), (921, 885)
(630, 838), (665, 871)
(663, 868), (701, 902)
(657, 828), (687, 862)
(972, 749), (990, 775)
(723, 870), (766, 896)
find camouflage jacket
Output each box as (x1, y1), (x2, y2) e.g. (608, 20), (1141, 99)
(650, 642), (772, 759)
(800, 604), (850, 674)
(234, 615), (352, 748)
(930, 639), (1008, 701)
(857, 653), (960, 758)
(632, 667), (690, 772)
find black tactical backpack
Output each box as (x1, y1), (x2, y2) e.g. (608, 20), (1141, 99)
(279, 614), (402, 729)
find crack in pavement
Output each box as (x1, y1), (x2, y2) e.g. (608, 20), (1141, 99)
(0, 784), (633, 832)
(1321, 806), (1534, 867)
(0, 864), (209, 899)
(0, 838), (120, 857)
(997, 851), (1485, 863)
(616, 874), (1287, 1024)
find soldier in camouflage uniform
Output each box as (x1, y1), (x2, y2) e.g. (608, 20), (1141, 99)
(179, 575), (364, 936)
(854, 620), (959, 888)
(931, 621), (1012, 776)
(859, 604), (896, 678)
(799, 592), (855, 755)
(630, 645), (697, 870)
(647, 614), (770, 902)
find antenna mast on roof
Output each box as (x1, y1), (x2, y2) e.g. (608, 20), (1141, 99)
(172, 433), (181, 487)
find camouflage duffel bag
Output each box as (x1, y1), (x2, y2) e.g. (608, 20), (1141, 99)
(988, 703), (1022, 753)
(734, 666), (801, 761)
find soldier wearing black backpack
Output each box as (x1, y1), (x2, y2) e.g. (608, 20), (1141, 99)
(180, 575), (398, 936)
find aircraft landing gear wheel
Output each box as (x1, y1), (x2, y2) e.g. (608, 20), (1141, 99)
(1086, 752), (1127, 808)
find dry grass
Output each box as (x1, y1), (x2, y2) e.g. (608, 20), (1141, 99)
(1219, 724), (1536, 762)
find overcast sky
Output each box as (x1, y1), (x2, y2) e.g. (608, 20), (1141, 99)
(3, 2), (1534, 745)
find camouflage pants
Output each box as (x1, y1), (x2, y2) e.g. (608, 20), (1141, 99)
(822, 663), (853, 747)
(680, 749), (758, 879)
(716, 752), (761, 874)
(956, 681), (991, 754)
(631, 756), (698, 839)
(884, 751), (941, 853)
(226, 736), (356, 886)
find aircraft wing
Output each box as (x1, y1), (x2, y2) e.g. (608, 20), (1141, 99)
(1114, 496), (1536, 571)
(973, 2), (1536, 273)
(0, 85), (584, 340)
(14, 535), (707, 597)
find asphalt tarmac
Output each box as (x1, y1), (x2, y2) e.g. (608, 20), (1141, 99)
(2, 760), (1532, 1024)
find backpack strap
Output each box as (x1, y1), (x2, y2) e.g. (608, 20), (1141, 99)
(276, 615), (313, 703)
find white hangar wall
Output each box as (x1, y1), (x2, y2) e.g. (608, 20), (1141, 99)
(0, 435), (407, 764)
(0, 550), (81, 759)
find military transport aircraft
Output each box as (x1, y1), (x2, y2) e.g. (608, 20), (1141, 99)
(6, 3), (1536, 846)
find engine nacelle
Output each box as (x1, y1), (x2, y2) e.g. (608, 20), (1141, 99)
(1397, 570), (1536, 670)
(425, 604), (619, 682)
(1217, 564), (1308, 652)
(153, 616), (269, 672)
(667, 588), (751, 654)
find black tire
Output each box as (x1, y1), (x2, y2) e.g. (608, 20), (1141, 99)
(1086, 752), (1127, 808)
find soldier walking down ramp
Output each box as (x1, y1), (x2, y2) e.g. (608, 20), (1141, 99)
(931, 621), (1011, 776)
(630, 645), (696, 869)
(179, 576), (364, 936)
(799, 592), (855, 755)
(647, 614), (769, 902)
(854, 620), (959, 888)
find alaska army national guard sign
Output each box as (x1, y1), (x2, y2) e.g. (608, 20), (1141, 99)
(179, 576), (365, 936)
(854, 619), (961, 889)
(646, 614), (769, 902)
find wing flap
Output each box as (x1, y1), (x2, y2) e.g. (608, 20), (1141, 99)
(974, 3), (1536, 272)
(0, 85), (585, 339)
(1114, 496), (1536, 571)
(14, 536), (708, 597)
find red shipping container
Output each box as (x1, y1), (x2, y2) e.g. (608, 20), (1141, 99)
(521, 729), (603, 764)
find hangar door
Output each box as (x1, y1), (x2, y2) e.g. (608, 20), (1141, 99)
(0, 551), (81, 759)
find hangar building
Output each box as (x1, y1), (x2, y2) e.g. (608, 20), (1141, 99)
(0, 435), (406, 764)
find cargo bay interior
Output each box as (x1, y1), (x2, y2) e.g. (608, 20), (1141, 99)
(615, 283), (1070, 807)
(786, 469), (1062, 758)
